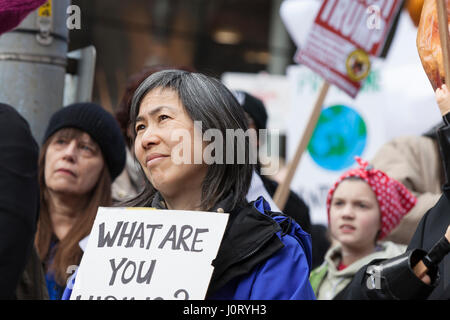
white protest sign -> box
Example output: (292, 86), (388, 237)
(221, 72), (292, 133)
(285, 15), (441, 225)
(280, 0), (321, 49)
(279, 11), (441, 225)
(70, 207), (229, 300)
(295, 0), (403, 98)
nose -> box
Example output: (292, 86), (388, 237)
(139, 125), (161, 150)
(62, 140), (78, 162)
(341, 204), (355, 220)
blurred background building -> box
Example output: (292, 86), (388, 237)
(69, 0), (296, 112)
(2, 0), (441, 225)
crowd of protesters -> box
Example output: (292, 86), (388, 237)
(1, 68), (449, 300)
(0, 0), (449, 301)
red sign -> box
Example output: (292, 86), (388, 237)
(296, 0), (403, 98)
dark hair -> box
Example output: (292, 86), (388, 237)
(125, 69), (254, 211)
(232, 90), (268, 131)
(115, 65), (195, 147)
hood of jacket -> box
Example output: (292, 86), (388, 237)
(204, 195), (312, 298)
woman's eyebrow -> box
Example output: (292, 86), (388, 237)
(79, 138), (98, 148)
(350, 198), (373, 204)
(135, 115), (145, 123)
(137, 105), (177, 121)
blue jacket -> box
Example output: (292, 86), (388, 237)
(207, 196), (315, 300)
(62, 196), (315, 300)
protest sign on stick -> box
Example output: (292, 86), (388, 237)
(295, 0), (404, 98)
(275, 0), (403, 210)
(273, 81), (330, 208)
(70, 207), (229, 300)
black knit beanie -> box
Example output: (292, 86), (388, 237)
(42, 103), (126, 181)
(232, 90), (268, 131)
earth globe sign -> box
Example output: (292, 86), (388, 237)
(307, 105), (367, 171)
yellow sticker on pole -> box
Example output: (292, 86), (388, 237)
(38, 0), (52, 18)
(36, 0), (53, 45)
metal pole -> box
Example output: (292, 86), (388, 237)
(0, 0), (70, 143)
(267, 0), (291, 75)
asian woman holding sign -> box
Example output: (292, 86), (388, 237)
(63, 69), (315, 300)
(125, 70), (315, 299)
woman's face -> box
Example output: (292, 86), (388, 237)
(44, 131), (104, 196)
(329, 179), (381, 251)
(134, 87), (208, 199)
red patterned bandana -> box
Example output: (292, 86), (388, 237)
(326, 157), (417, 240)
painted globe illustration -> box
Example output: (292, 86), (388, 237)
(307, 105), (367, 171)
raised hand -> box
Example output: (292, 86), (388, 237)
(435, 84), (450, 116)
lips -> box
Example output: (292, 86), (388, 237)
(339, 224), (356, 233)
(56, 168), (76, 177)
(146, 153), (168, 166)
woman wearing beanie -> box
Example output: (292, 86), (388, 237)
(309, 157), (416, 300)
(35, 103), (126, 300)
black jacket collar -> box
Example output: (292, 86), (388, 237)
(206, 200), (284, 297)
(150, 191), (285, 297)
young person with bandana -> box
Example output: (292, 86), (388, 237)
(310, 157), (416, 299)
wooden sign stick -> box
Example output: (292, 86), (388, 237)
(437, 0), (450, 85)
(273, 81), (330, 211)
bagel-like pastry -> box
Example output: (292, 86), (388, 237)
(417, 0), (450, 90)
